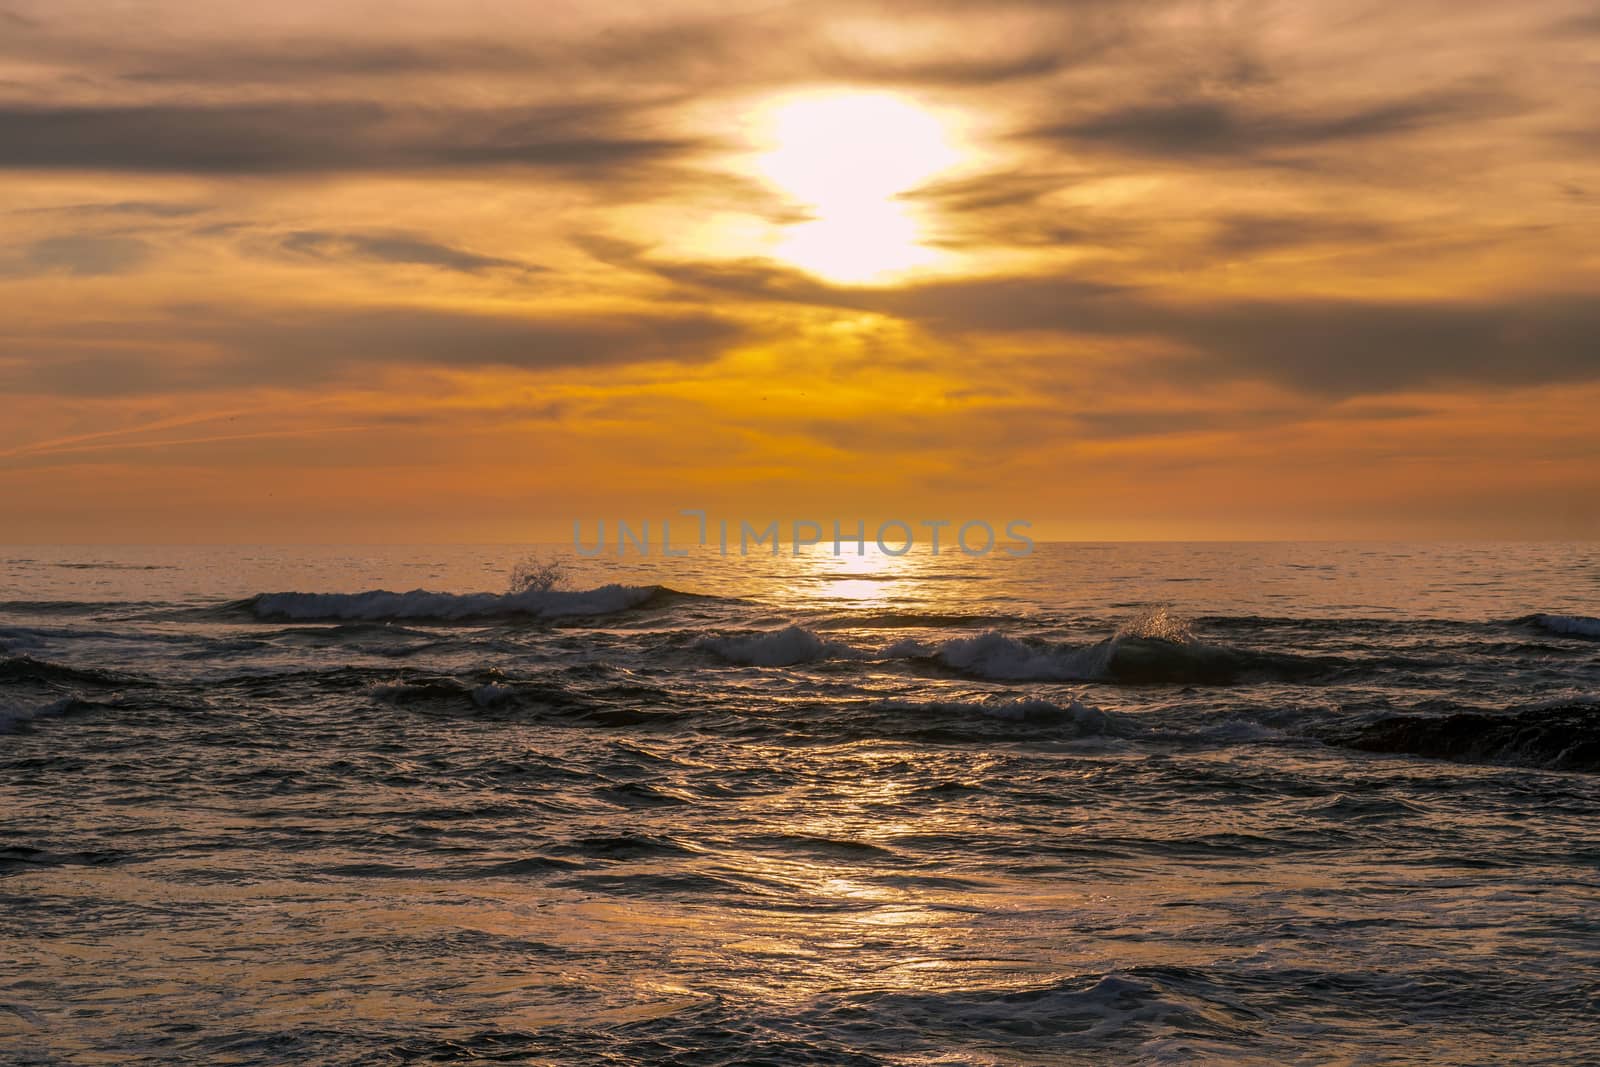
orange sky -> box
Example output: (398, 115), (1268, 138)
(1, 0), (1597, 541)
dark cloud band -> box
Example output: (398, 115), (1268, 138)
(0, 102), (701, 174)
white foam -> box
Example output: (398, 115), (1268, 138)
(700, 625), (862, 667)
(248, 584), (661, 622)
(1536, 614), (1600, 638)
(701, 626), (1136, 680)
(471, 683), (517, 707)
(1116, 605), (1194, 643)
(699, 614), (1209, 681)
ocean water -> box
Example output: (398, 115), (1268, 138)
(2, 542), (1598, 1066)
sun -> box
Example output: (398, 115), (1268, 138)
(754, 92), (960, 284)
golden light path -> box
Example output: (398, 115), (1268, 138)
(755, 92), (961, 283)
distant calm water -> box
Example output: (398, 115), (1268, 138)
(3, 543), (1598, 1065)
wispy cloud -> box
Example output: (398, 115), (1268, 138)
(1026, 87), (1520, 162)
(4, 235), (151, 276)
(278, 231), (541, 275)
(0, 305), (751, 395)
(13, 200), (207, 218)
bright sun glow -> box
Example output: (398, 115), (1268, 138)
(756, 92), (960, 284)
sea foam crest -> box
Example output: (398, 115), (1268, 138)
(1115, 605), (1194, 643)
(929, 630), (1115, 681)
(245, 584), (663, 622)
(926, 608), (1197, 682)
(699, 625), (863, 667)
(693, 610), (1308, 686)
(698, 612), (1210, 682)
(700, 626), (1121, 676)
(699, 626), (1124, 678)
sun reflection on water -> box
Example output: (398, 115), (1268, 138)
(780, 542), (945, 609)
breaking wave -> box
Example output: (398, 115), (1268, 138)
(0, 696), (91, 734)
(921, 630), (1332, 685)
(921, 630), (1109, 680)
(1531, 614), (1600, 639)
(697, 609), (1330, 685)
(698, 625), (863, 667)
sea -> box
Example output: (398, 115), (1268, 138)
(2, 542), (1598, 1065)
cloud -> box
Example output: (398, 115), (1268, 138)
(881, 278), (1600, 395)
(14, 200), (206, 218)
(817, 48), (1067, 87)
(0, 306), (748, 395)
(0, 101), (702, 174)
(1163, 294), (1600, 394)
(908, 171), (1070, 215)
(1069, 407), (1300, 440)
(110, 40), (546, 84)
(1204, 214), (1396, 255)
(590, 243), (1600, 397)
(1557, 11), (1600, 34)
(1027, 88), (1516, 160)
(4, 352), (176, 397)
(0, 0), (1139, 95)
(10, 235), (150, 276)
(1326, 401), (1438, 421)
(214, 307), (742, 376)
(278, 231), (540, 275)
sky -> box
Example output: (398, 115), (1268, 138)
(1, 0), (1597, 542)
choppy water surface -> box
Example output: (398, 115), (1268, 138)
(3, 543), (1599, 1065)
